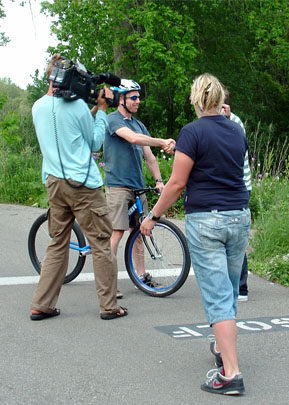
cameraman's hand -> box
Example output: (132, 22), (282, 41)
(97, 87), (113, 112)
(91, 87), (113, 115)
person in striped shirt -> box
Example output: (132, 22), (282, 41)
(221, 88), (251, 302)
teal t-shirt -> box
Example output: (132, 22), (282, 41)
(32, 95), (108, 188)
(104, 110), (151, 189)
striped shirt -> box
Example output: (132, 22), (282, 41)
(230, 112), (252, 191)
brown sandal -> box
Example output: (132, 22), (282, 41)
(100, 306), (128, 320)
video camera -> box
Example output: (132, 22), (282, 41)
(49, 58), (121, 107)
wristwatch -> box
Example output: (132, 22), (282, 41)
(148, 210), (160, 221)
(155, 177), (163, 183)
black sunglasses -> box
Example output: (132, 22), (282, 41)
(126, 95), (140, 100)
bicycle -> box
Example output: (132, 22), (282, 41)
(28, 187), (191, 297)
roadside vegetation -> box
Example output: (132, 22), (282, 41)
(1, 104), (288, 287)
(0, 0), (288, 286)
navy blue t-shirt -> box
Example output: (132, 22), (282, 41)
(175, 115), (249, 213)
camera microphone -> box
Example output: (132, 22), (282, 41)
(96, 73), (121, 87)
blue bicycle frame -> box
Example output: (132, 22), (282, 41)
(70, 187), (156, 256)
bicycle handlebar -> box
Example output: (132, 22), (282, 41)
(133, 186), (161, 197)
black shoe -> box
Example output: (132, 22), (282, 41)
(201, 367), (245, 395)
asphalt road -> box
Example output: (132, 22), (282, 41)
(0, 203), (288, 405)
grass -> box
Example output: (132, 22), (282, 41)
(0, 146), (47, 206)
(247, 122), (289, 286)
(248, 176), (289, 286)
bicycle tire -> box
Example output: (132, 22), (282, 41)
(125, 218), (191, 297)
(28, 212), (86, 284)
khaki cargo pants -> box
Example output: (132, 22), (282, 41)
(31, 176), (118, 314)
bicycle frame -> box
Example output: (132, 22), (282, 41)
(127, 195), (144, 218)
(70, 241), (91, 255)
(28, 186), (191, 295)
(71, 187), (158, 256)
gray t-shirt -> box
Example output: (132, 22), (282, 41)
(104, 110), (151, 189)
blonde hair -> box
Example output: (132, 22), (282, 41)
(190, 73), (225, 113)
(46, 54), (65, 79)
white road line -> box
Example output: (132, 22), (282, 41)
(0, 276), (41, 286)
(0, 268), (194, 286)
(0, 271), (130, 286)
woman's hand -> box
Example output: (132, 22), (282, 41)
(140, 217), (156, 236)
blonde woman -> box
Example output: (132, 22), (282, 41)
(141, 73), (250, 395)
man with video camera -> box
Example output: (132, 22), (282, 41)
(30, 54), (127, 321)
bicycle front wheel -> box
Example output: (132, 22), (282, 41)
(125, 218), (191, 297)
(28, 212), (86, 284)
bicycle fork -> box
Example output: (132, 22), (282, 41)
(141, 234), (163, 260)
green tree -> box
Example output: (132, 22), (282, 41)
(40, 0), (288, 142)
(0, 83), (21, 150)
(190, 0), (289, 137)
(41, 0), (198, 137)
(0, 78), (30, 117)
(246, 0), (289, 137)
(0, 78), (38, 150)
(0, 111), (21, 146)
(26, 69), (49, 106)
(0, 0), (10, 46)
(0, 91), (7, 109)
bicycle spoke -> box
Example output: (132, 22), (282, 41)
(28, 214), (86, 284)
(125, 218), (191, 297)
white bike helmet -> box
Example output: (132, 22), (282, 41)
(111, 79), (141, 93)
(111, 79), (141, 113)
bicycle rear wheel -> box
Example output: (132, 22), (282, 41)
(28, 212), (86, 284)
(125, 218), (191, 297)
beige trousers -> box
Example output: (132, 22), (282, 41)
(31, 176), (118, 314)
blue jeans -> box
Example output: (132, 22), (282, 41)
(239, 254), (248, 295)
(239, 191), (251, 295)
(185, 209), (251, 325)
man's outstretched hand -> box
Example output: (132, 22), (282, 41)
(163, 139), (176, 154)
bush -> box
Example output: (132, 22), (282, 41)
(0, 147), (47, 206)
(249, 175), (288, 222)
(249, 181), (289, 260)
(249, 175), (289, 286)
(143, 153), (185, 217)
(249, 255), (289, 286)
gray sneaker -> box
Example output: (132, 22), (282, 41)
(139, 272), (162, 288)
(201, 367), (245, 395)
(208, 335), (223, 367)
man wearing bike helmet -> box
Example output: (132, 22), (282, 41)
(104, 79), (175, 297)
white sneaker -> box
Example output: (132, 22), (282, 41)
(238, 294), (248, 302)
